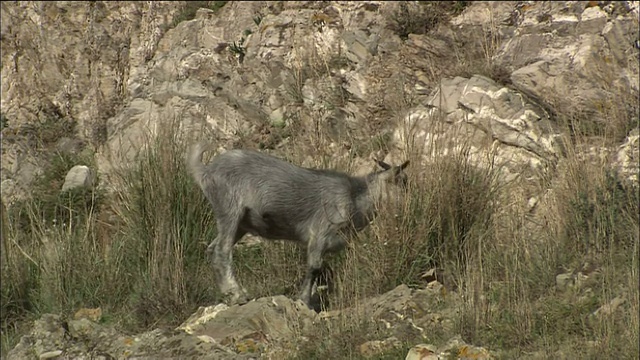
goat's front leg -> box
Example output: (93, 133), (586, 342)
(207, 233), (248, 306)
(299, 231), (344, 311)
(299, 245), (323, 311)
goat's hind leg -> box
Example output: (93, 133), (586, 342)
(208, 218), (249, 306)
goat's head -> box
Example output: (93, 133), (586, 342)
(375, 159), (410, 189)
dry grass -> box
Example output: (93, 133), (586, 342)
(1, 109), (637, 358)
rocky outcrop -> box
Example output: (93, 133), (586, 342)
(615, 128), (639, 183)
(7, 313), (255, 360)
(7, 296), (317, 359)
(392, 75), (565, 182)
(405, 337), (493, 360)
(498, 2), (639, 127)
(2, 1), (637, 202)
(6, 283), (491, 359)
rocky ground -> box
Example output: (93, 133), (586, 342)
(8, 283), (486, 359)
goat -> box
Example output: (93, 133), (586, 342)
(187, 142), (409, 310)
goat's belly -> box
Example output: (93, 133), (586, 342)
(241, 213), (301, 241)
(246, 230), (299, 242)
(255, 222), (300, 241)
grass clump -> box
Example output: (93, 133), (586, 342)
(0, 112), (7, 130)
(454, 153), (639, 358)
(170, 1), (227, 28)
(10, 151), (102, 234)
(107, 123), (219, 327)
(0, 121), (219, 353)
(1, 149), (105, 352)
(388, 2), (469, 40)
(560, 166), (638, 254)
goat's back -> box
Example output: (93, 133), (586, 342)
(200, 149), (366, 235)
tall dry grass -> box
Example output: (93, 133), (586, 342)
(1, 120), (220, 353)
(1, 111), (637, 359)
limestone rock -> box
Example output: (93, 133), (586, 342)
(406, 336), (493, 360)
(7, 296), (315, 359)
(61, 165), (94, 192)
(359, 337), (401, 358)
(592, 296), (626, 318)
(615, 128), (640, 184)
(406, 343), (438, 360)
(180, 295), (318, 354)
(393, 75), (564, 182)
(495, 1), (639, 125)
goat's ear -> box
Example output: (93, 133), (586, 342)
(399, 160), (410, 171)
(376, 160), (392, 170)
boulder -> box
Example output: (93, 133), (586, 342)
(393, 75), (565, 182)
(61, 165), (94, 192)
(8, 295), (318, 359)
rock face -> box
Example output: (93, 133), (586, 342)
(178, 296), (318, 356)
(393, 75), (565, 181)
(405, 337), (494, 360)
(499, 2), (639, 125)
(615, 128), (640, 183)
(6, 314), (255, 360)
(2, 1), (638, 200)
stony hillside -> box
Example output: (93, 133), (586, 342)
(1, 1), (638, 359)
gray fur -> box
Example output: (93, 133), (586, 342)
(187, 142), (409, 309)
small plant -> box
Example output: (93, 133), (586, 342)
(253, 14), (263, 26)
(0, 112), (7, 130)
(229, 39), (246, 63)
(284, 66), (309, 105)
(111, 120), (219, 325)
(388, 2), (469, 40)
(14, 103), (76, 148)
(209, 1), (227, 13)
(10, 151), (101, 235)
(170, 1), (228, 28)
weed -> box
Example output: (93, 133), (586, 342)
(388, 2), (469, 40)
(565, 164), (639, 250)
(0, 112), (7, 130)
(253, 14), (263, 26)
(229, 40), (246, 60)
(110, 120), (220, 325)
(14, 106), (76, 149)
(170, 1), (227, 29)
(10, 151), (101, 235)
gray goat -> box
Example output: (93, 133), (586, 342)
(187, 142), (409, 309)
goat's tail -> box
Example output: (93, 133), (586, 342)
(187, 141), (209, 188)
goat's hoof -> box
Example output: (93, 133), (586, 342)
(232, 296), (249, 306)
(226, 292), (249, 306)
(298, 296), (321, 313)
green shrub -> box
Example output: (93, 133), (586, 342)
(0, 112), (7, 129)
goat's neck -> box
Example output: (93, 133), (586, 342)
(359, 172), (389, 215)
